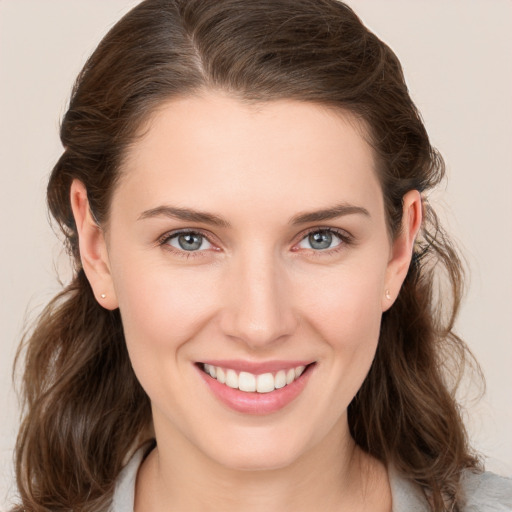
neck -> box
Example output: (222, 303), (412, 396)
(135, 419), (390, 512)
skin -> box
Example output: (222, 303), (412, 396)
(71, 92), (421, 511)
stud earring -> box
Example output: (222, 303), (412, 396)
(100, 293), (107, 299)
(385, 289), (392, 300)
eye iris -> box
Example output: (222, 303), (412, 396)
(309, 231), (332, 250)
(178, 233), (203, 251)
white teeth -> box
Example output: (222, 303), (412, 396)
(256, 373), (274, 393)
(203, 363), (310, 393)
(216, 367), (226, 384)
(225, 369), (238, 389)
(204, 364), (217, 378)
(275, 370), (286, 389)
(238, 371), (256, 392)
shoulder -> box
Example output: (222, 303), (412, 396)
(389, 467), (512, 512)
(111, 450), (141, 512)
(459, 470), (512, 511)
(111, 442), (155, 512)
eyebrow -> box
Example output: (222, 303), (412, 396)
(138, 206), (231, 227)
(290, 203), (370, 225)
(137, 202), (370, 227)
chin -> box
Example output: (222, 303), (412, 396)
(204, 432), (310, 472)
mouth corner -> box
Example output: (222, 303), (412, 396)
(196, 361), (210, 374)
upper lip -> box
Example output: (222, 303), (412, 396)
(199, 359), (315, 374)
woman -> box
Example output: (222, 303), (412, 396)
(11, 0), (512, 511)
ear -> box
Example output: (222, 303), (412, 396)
(382, 189), (422, 311)
(70, 179), (119, 310)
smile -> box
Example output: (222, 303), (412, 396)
(202, 363), (306, 393)
(197, 361), (315, 414)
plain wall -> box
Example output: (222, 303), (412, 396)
(1, 0), (511, 507)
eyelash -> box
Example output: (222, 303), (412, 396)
(157, 227), (354, 259)
(294, 227), (354, 257)
(157, 229), (216, 260)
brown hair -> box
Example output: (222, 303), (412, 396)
(13, 0), (481, 510)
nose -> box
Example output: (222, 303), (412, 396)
(219, 248), (298, 349)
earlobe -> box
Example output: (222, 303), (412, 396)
(382, 190), (422, 311)
(70, 179), (118, 310)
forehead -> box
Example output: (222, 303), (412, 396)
(115, 92), (383, 221)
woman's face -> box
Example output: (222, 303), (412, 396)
(92, 93), (416, 470)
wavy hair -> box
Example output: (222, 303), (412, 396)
(13, 1), (481, 510)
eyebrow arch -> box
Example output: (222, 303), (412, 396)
(138, 203), (370, 228)
(138, 206), (231, 228)
(290, 203), (370, 225)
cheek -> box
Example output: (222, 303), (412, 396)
(111, 257), (220, 365)
(299, 260), (386, 342)
(111, 260), (225, 425)
(296, 259), (386, 393)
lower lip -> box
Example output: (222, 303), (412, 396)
(197, 364), (314, 415)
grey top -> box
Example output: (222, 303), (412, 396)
(111, 446), (512, 511)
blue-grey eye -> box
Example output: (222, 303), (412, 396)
(168, 232), (212, 251)
(298, 230), (342, 250)
(309, 231), (332, 249)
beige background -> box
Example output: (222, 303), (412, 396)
(1, 0), (511, 507)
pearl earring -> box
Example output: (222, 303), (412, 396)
(385, 289), (392, 300)
(100, 293), (107, 299)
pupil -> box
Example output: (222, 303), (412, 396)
(178, 233), (202, 251)
(309, 231), (332, 250)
